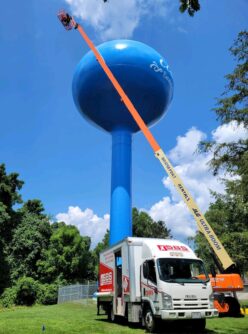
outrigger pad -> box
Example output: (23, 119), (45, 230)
(57, 10), (77, 30)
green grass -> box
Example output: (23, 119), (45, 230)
(240, 299), (248, 307)
(0, 302), (248, 334)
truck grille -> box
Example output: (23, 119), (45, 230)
(173, 298), (209, 309)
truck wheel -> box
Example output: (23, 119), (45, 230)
(192, 318), (206, 332)
(144, 308), (157, 333)
(225, 297), (241, 317)
(108, 306), (116, 322)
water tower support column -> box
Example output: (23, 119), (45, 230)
(110, 129), (132, 245)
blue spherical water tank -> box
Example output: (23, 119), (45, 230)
(72, 40), (173, 133)
(72, 40), (174, 245)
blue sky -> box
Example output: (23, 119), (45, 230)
(1, 0), (247, 247)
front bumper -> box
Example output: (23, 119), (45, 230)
(161, 308), (218, 320)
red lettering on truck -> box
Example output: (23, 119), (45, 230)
(157, 245), (189, 252)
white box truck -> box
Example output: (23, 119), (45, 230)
(97, 237), (218, 332)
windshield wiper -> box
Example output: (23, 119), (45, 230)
(165, 279), (184, 285)
(191, 277), (209, 285)
(165, 278), (208, 286)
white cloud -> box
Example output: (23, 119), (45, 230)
(147, 128), (225, 240)
(64, 0), (172, 39)
(177, 27), (188, 34)
(148, 123), (247, 241)
(56, 206), (109, 248)
(163, 128), (225, 211)
(148, 197), (195, 238)
(212, 120), (248, 144)
(168, 127), (206, 164)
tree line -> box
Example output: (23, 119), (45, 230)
(0, 166), (171, 306)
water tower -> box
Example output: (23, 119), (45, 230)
(72, 40), (173, 245)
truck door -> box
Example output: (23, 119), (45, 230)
(114, 250), (125, 316)
(141, 260), (158, 305)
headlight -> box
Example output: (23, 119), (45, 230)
(209, 293), (214, 308)
(162, 293), (173, 310)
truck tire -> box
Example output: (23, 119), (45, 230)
(108, 306), (116, 322)
(193, 318), (206, 332)
(225, 297), (241, 317)
(144, 308), (157, 333)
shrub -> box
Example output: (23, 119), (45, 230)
(0, 287), (17, 308)
(37, 284), (58, 305)
(1, 278), (59, 307)
(15, 277), (40, 306)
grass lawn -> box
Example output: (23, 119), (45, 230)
(0, 302), (248, 334)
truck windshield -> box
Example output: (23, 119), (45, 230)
(157, 258), (209, 284)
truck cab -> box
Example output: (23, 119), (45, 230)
(97, 237), (218, 332)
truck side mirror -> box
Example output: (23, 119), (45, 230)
(210, 265), (216, 278)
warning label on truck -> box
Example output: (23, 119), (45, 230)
(123, 275), (130, 294)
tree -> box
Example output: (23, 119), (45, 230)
(0, 164), (24, 292)
(8, 200), (52, 283)
(92, 229), (110, 278)
(195, 32), (248, 275)
(38, 222), (94, 283)
(0, 164), (24, 242)
(0, 165), (97, 297)
(132, 208), (171, 239)
(0, 164), (23, 210)
(93, 229), (109, 259)
(0, 238), (9, 294)
(201, 31), (248, 175)
(179, 0), (200, 17)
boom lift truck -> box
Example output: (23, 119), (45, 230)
(57, 11), (244, 317)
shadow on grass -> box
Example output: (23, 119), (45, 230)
(95, 318), (218, 334)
